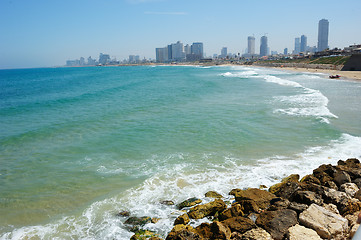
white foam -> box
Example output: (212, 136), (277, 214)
(2, 134), (361, 240)
(262, 75), (303, 88)
(220, 71), (258, 78)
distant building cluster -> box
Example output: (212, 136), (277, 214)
(66, 53), (149, 66)
(155, 41), (204, 63)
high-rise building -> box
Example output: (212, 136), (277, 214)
(300, 35), (307, 53)
(247, 36), (255, 55)
(191, 42), (204, 58)
(284, 48), (288, 55)
(294, 37), (300, 54)
(99, 53), (110, 65)
(184, 44), (191, 55)
(318, 19), (329, 51)
(171, 41), (185, 61)
(156, 47), (168, 63)
(260, 36), (268, 57)
(221, 47), (227, 58)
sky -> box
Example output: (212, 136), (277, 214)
(0, 0), (360, 69)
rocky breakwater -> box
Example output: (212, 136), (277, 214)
(124, 158), (361, 239)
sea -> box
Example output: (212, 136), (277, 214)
(0, 65), (360, 239)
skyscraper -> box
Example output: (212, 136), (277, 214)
(247, 36), (255, 55)
(294, 37), (300, 54)
(156, 47), (168, 63)
(221, 47), (227, 58)
(300, 35), (307, 53)
(260, 36), (268, 57)
(191, 42), (204, 58)
(318, 19), (329, 52)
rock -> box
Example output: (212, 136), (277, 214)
(291, 190), (323, 205)
(259, 185), (267, 190)
(353, 178), (361, 189)
(230, 232), (243, 239)
(354, 189), (361, 201)
(255, 209), (297, 240)
(340, 198), (361, 216)
(188, 199), (227, 219)
(288, 202), (308, 215)
(241, 227), (273, 240)
(300, 174), (321, 185)
(221, 216), (256, 234)
(268, 174), (299, 195)
(345, 211), (361, 238)
(247, 213), (259, 223)
(334, 171), (351, 187)
(299, 203), (348, 239)
(160, 200), (175, 206)
(194, 223), (212, 239)
(324, 180), (338, 190)
(232, 188), (276, 209)
(268, 198), (290, 211)
(149, 237), (163, 240)
(205, 191), (223, 198)
(286, 224), (322, 240)
(340, 183), (359, 197)
(131, 230), (160, 240)
(125, 216), (152, 226)
(211, 221), (231, 239)
(322, 203), (339, 214)
(151, 218), (160, 224)
(166, 224), (201, 240)
(282, 174), (300, 183)
(174, 214), (190, 225)
(117, 210), (130, 217)
(177, 198), (202, 210)
(312, 164), (337, 185)
(322, 187), (351, 208)
(350, 224), (360, 239)
(219, 203), (244, 221)
(238, 200), (260, 215)
(269, 182), (300, 199)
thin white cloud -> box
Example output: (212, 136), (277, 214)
(144, 11), (187, 15)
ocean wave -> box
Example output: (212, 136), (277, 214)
(220, 71), (258, 78)
(2, 134), (361, 240)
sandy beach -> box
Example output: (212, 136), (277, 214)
(270, 66), (361, 81)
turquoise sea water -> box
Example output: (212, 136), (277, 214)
(1, 65), (360, 239)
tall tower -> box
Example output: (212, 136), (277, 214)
(294, 37), (300, 54)
(260, 36), (268, 57)
(221, 47), (227, 58)
(247, 36), (255, 55)
(318, 19), (329, 51)
(300, 35), (307, 52)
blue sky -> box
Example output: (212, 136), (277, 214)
(0, 0), (360, 69)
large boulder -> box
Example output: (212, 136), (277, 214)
(238, 200), (260, 214)
(299, 203), (348, 239)
(291, 190), (323, 206)
(205, 191), (223, 198)
(188, 199), (226, 219)
(269, 182), (300, 199)
(221, 216), (256, 234)
(210, 221), (231, 239)
(255, 209), (297, 240)
(340, 183), (359, 197)
(218, 203), (244, 221)
(194, 223), (212, 239)
(131, 230), (160, 240)
(300, 174), (321, 185)
(322, 187), (351, 208)
(288, 202), (308, 215)
(177, 198), (202, 210)
(334, 171), (351, 187)
(174, 214), (190, 225)
(312, 164), (337, 185)
(241, 227), (273, 240)
(125, 216), (152, 226)
(166, 224), (201, 240)
(231, 188), (276, 209)
(286, 224), (322, 240)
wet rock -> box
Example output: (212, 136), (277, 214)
(353, 178), (361, 189)
(238, 200), (260, 215)
(230, 232), (243, 239)
(131, 230), (160, 240)
(125, 216), (152, 226)
(340, 182), (359, 197)
(286, 224), (322, 240)
(255, 209), (297, 240)
(221, 216), (256, 234)
(269, 182), (300, 199)
(188, 199), (227, 219)
(268, 198), (290, 211)
(291, 190), (323, 206)
(334, 171), (351, 187)
(174, 214), (189, 225)
(166, 224), (201, 240)
(160, 200), (175, 206)
(259, 185), (267, 190)
(282, 174), (300, 183)
(288, 202), (308, 215)
(211, 221), (231, 239)
(117, 210), (130, 217)
(312, 164), (337, 185)
(177, 198), (202, 210)
(299, 203), (348, 239)
(300, 174), (321, 185)
(194, 223), (212, 239)
(219, 203), (244, 221)
(241, 227), (273, 240)
(205, 191), (223, 198)
(232, 188), (276, 209)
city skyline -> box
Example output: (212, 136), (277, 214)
(1, 0), (361, 69)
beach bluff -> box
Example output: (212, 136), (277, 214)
(122, 158), (361, 239)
